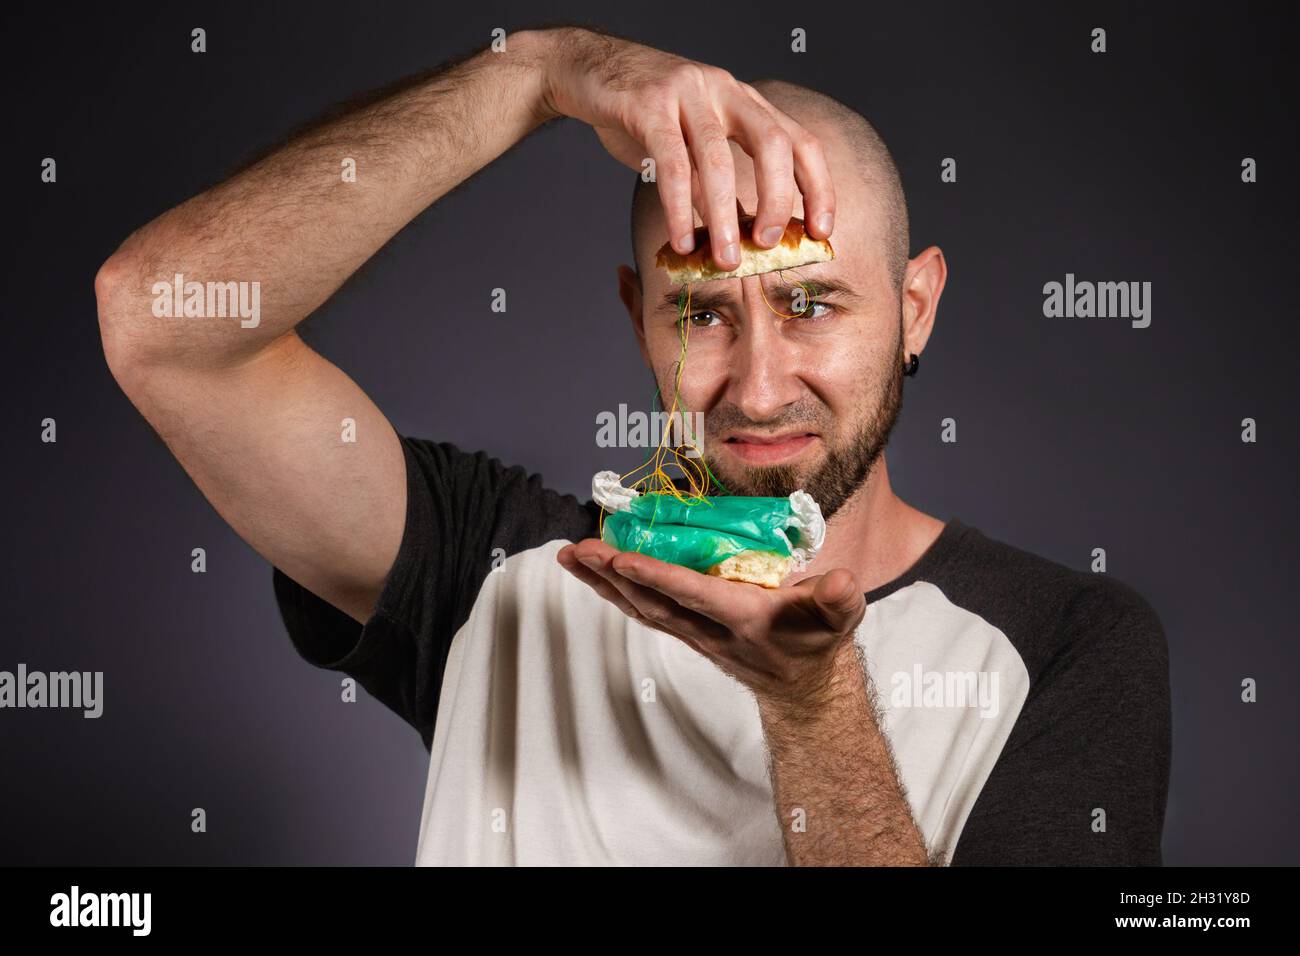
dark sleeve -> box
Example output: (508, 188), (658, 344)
(949, 581), (1172, 866)
(271, 435), (599, 751)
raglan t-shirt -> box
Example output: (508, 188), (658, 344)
(272, 435), (1172, 866)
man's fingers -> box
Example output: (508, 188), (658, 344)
(601, 562), (732, 646)
(786, 124), (836, 240)
(567, 545), (733, 648)
(737, 82), (836, 241)
(556, 545), (643, 619)
(645, 75), (835, 270)
(678, 85), (741, 272)
(641, 122), (697, 255)
(809, 568), (866, 635)
(721, 87), (795, 248)
(610, 549), (749, 630)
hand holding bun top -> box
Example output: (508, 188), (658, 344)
(534, 26), (836, 273)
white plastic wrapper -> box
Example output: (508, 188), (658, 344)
(592, 470), (640, 512)
(780, 489), (826, 570)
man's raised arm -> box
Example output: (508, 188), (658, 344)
(94, 29), (559, 623)
(94, 24), (835, 625)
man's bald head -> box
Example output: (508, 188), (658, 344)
(629, 79), (909, 293)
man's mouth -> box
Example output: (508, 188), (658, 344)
(721, 431), (819, 465)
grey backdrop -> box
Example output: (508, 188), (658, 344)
(3, 0), (1296, 865)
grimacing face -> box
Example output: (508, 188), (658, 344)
(626, 144), (906, 521)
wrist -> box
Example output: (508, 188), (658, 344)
(758, 636), (863, 726)
(512, 27), (575, 124)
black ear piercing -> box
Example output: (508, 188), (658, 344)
(904, 353), (920, 377)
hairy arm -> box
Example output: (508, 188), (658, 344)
(757, 639), (937, 866)
(94, 29), (558, 623)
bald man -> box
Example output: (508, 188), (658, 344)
(95, 26), (1170, 866)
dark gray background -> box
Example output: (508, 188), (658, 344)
(3, 0), (1296, 865)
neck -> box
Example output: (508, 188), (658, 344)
(787, 451), (946, 596)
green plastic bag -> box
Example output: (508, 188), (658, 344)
(592, 471), (825, 575)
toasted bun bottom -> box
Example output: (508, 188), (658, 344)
(706, 551), (792, 588)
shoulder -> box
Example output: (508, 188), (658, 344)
(936, 521), (1167, 685)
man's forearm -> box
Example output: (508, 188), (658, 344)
(97, 27), (559, 367)
(757, 639), (935, 866)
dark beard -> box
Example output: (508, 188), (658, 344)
(697, 340), (905, 521)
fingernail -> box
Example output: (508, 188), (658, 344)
(676, 232), (695, 253)
(760, 225), (784, 246)
(815, 212), (833, 235)
(719, 242), (739, 265)
(579, 555), (602, 570)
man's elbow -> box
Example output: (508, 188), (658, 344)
(95, 251), (157, 395)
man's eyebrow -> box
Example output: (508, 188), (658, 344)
(656, 276), (863, 313)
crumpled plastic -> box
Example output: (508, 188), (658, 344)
(591, 470), (826, 577)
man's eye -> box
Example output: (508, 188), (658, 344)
(795, 299), (835, 320)
(686, 309), (723, 328)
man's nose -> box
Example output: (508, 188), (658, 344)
(726, 298), (805, 422)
